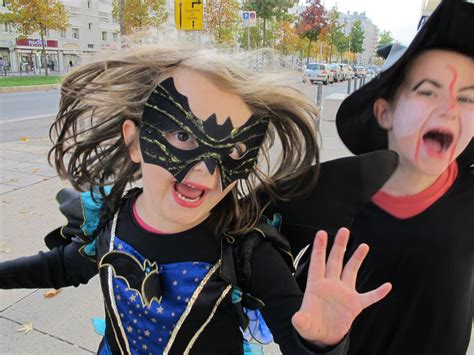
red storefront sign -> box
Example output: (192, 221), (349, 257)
(16, 38), (59, 48)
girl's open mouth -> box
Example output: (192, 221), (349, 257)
(172, 182), (208, 207)
(422, 129), (454, 156)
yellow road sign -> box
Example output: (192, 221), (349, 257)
(175, 0), (203, 31)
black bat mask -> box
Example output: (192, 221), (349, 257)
(139, 78), (269, 188)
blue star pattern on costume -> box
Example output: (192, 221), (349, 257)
(110, 236), (213, 354)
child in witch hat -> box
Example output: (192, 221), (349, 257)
(333, 0), (473, 353)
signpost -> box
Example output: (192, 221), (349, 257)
(242, 11), (257, 49)
(174, 0), (203, 31)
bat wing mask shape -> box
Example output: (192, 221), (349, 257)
(99, 251), (162, 307)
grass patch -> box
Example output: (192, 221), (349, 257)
(0, 75), (62, 87)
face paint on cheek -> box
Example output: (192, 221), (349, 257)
(447, 65), (458, 111)
(391, 94), (434, 164)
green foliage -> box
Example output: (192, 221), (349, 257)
(205, 0), (240, 45)
(350, 20), (365, 54)
(296, 0), (326, 63)
(245, 0), (296, 46)
(325, 5), (344, 61)
(378, 30), (395, 49)
(112, 0), (167, 35)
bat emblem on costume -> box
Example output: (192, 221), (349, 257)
(99, 251), (162, 307)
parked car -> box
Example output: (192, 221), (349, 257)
(339, 64), (354, 80)
(329, 64), (344, 82)
(303, 63), (334, 85)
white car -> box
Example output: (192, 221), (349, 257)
(304, 63), (334, 85)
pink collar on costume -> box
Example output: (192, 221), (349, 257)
(132, 200), (167, 234)
(372, 162), (458, 219)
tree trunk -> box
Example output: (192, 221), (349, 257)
(40, 31), (48, 76)
(306, 39), (312, 65)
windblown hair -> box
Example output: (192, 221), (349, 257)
(49, 42), (320, 237)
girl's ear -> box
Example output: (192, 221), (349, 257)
(122, 120), (141, 163)
(373, 98), (394, 130)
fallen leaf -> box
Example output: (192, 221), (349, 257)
(19, 137), (30, 142)
(2, 199), (11, 204)
(17, 322), (33, 334)
(32, 168), (39, 173)
(9, 178), (19, 182)
(44, 289), (61, 298)
(0, 241), (10, 253)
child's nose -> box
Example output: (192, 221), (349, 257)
(190, 160), (221, 185)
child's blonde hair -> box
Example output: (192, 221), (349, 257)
(49, 42), (321, 236)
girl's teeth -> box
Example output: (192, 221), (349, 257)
(176, 190), (201, 202)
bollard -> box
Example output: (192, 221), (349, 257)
(347, 78), (352, 94)
(353, 77), (358, 91)
(316, 81), (323, 107)
(362, 74), (366, 86)
(359, 76), (364, 89)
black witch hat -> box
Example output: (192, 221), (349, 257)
(336, 0), (474, 167)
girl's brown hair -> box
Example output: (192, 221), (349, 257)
(49, 42), (320, 237)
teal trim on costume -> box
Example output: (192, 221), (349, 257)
(80, 186), (111, 236)
(263, 213), (282, 230)
(232, 287), (243, 304)
(243, 340), (264, 355)
(83, 239), (97, 257)
(92, 317), (106, 336)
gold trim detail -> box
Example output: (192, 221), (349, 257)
(163, 261), (221, 354)
(184, 284), (233, 354)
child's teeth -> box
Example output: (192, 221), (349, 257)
(176, 190), (200, 202)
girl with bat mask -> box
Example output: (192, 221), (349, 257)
(0, 43), (391, 354)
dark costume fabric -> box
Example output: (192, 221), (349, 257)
(0, 189), (348, 355)
(345, 161), (474, 355)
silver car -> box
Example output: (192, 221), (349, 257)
(304, 63), (334, 85)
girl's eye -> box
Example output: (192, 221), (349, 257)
(228, 143), (248, 160)
(457, 96), (474, 104)
(417, 90), (435, 97)
(165, 130), (199, 150)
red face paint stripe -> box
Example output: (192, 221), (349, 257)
(447, 65), (458, 110)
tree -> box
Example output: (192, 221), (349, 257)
(296, 0), (327, 64)
(112, 0), (167, 35)
(350, 19), (364, 63)
(335, 33), (350, 62)
(205, 0), (240, 46)
(275, 20), (300, 55)
(245, 0), (296, 47)
(325, 5), (343, 62)
(0, 0), (68, 76)
(378, 30), (395, 49)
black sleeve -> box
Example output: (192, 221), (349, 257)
(0, 239), (98, 289)
(250, 241), (349, 355)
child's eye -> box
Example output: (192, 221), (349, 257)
(228, 143), (248, 160)
(457, 96), (474, 104)
(165, 130), (199, 150)
(417, 90), (435, 97)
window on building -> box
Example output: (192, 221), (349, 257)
(45, 29), (50, 36)
(59, 30), (66, 38)
(113, 32), (118, 42)
(72, 28), (80, 39)
(88, 44), (94, 49)
(88, 22), (93, 30)
(101, 31), (107, 41)
(1, 22), (9, 33)
(87, 0), (92, 8)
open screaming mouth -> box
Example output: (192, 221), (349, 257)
(423, 129), (454, 154)
(173, 182), (206, 203)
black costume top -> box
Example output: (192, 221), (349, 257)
(264, 151), (474, 355)
(0, 189), (348, 355)
(346, 161), (474, 355)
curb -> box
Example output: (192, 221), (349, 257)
(0, 83), (60, 94)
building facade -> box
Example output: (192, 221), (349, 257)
(338, 11), (378, 66)
(0, 0), (120, 73)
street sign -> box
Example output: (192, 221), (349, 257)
(175, 0), (203, 31)
(242, 11), (257, 27)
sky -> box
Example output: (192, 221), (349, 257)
(320, 0), (424, 45)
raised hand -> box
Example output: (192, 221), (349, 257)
(292, 228), (391, 346)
